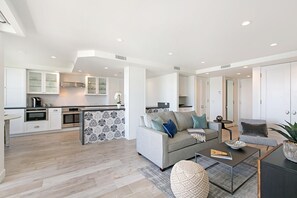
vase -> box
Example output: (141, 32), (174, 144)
(283, 140), (297, 163)
(117, 104), (121, 109)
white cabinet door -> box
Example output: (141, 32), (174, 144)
(261, 63), (291, 124)
(291, 62), (297, 123)
(25, 121), (49, 133)
(27, 71), (60, 94)
(45, 73), (59, 94)
(48, 108), (62, 130)
(98, 77), (107, 95)
(86, 76), (97, 95)
(86, 76), (108, 95)
(4, 109), (25, 134)
(5, 68), (26, 107)
(27, 71), (43, 93)
(179, 76), (187, 96)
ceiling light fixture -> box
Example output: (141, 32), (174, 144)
(205, 73), (209, 75)
(237, 73), (241, 75)
(241, 21), (251, 26)
(243, 66), (248, 69)
(51, 56), (56, 59)
(168, 52), (173, 56)
(114, 74), (118, 76)
(117, 38), (123, 42)
(78, 70), (82, 72)
(270, 43), (278, 47)
(247, 75), (251, 78)
(201, 61), (205, 64)
(104, 67), (108, 69)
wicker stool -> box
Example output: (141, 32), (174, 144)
(170, 160), (209, 198)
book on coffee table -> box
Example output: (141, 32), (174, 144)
(210, 149), (233, 160)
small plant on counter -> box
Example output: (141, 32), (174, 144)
(114, 92), (122, 104)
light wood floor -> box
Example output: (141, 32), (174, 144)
(1, 127), (279, 197)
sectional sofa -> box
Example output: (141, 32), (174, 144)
(136, 111), (222, 170)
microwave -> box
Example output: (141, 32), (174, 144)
(25, 108), (48, 122)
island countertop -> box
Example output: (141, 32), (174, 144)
(80, 106), (125, 111)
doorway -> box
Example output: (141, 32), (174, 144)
(226, 79), (234, 121)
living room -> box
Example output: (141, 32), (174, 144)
(1, 0), (297, 197)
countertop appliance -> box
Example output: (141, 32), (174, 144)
(25, 108), (48, 122)
(62, 107), (80, 128)
(31, 97), (42, 107)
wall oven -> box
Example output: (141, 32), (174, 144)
(25, 108), (48, 122)
(62, 107), (80, 128)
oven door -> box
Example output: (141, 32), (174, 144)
(63, 112), (80, 128)
(26, 110), (47, 122)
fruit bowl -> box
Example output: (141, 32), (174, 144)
(225, 140), (246, 150)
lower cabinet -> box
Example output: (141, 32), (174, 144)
(4, 109), (25, 135)
(48, 108), (62, 130)
(178, 107), (193, 112)
(25, 121), (49, 133)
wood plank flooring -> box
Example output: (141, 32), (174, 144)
(1, 127), (282, 197)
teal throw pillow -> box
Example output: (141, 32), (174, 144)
(151, 117), (165, 132)
(192, 114), (208, 129)
(163, 119), (177, 138)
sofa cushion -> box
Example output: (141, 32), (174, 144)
(151, 117), (165, 132)
(174, 111), (196, 131)
(204, 129), (218, 141)
(163, 119), (178, 138)
(168, 131), (197, 152)
(192, 114), (208, 129)
(143, 111), (178, 129)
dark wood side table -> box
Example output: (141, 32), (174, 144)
(258, 144), (297, 198)
(214, 120), (233, 140)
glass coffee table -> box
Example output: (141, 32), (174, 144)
(195, 142), (260, 194)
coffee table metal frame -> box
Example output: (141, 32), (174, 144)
(195, 143), (260, 194)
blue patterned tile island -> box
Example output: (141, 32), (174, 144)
(80, 106), (125, 145)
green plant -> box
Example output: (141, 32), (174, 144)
(270, 121), (297, 143)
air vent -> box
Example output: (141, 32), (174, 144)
(0, 11), (10, 24)
(115, 54), (127, 60)
(221, 64), (231, 69)
(174, 66), (180, 71)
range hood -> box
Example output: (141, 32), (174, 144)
(61, 82), (85, 88)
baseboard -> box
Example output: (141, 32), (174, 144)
(0, 169), (6, 183)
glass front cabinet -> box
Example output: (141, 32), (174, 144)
(85, 76), (108, 95)
(27, 71), (60, 94)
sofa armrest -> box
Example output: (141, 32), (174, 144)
(136, 126), (169, 168)
(208, 121), (222, 142)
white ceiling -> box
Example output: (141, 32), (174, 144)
(2, 0), (297, 77)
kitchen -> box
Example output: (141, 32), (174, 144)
(4, 67), (125, 145)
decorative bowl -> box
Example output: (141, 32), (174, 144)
(225, 140), (246, 150)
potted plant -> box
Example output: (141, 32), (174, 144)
(270, 121), (297, 163)
(114, 92), (122, 108)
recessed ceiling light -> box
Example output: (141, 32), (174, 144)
(117, 38), (123, 42)
(241, 21), (251, 26)
(78, 70), (82, 72)
(247, 75), (251, 78)
(205, 73), (209, 75)
(201, 61), (205, 64)
(270, 43), (278, 47)
(114, 74), (118, 76)
(51, 56), (56, 59)
(104, 67), (108, 69)
(243, 66), (248, 69)
(168, 52), (173, 56)
(237, 73), (241, 75)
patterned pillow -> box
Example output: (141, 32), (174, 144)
(192, 114), (208, 129)
(151, 117), (165, 132)
(163, 119), (177, 138)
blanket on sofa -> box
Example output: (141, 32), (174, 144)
(187, 128), (206, 142)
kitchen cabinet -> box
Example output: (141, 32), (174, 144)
(260, 62), (297, 124)
(27, 71), (60, 94)
(4, 109), (25, 134)
(25, 121), (49, 133)
(178, 107), (193, 112)
(4, 67), (26, 107)
(85, 76), (108, 95)
(48, 108), (62, 130)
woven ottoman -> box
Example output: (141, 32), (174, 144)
(170, 160), (209, 198)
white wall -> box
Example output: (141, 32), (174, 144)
(209, 76), (223, 121)
(239, 78), (253, 120)
(0, 33), (5, 183)
(186, 76), (196, 108)
(252, 67), (261, 119)
(146, 73), (179, 111)
(28, 74), (124, 106)
(124, 67), (146, 140)
(196, 77), (210, 118)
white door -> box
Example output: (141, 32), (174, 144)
(239, 78), (252, 119)
(261, 63), (291, 124)
(291, 62), (297, 123)
(226, 80), (234, 121)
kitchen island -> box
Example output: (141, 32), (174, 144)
(80, 106), (125, 145)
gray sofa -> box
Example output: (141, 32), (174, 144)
(136, 111), (222, 170)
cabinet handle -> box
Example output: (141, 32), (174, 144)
(34, 126), (40, 128)
(293, 111), (297, 115)
(285, 111), (290, 115)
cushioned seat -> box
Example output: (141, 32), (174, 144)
(168, 132), (196, 152)
(204, 129), (218, 141)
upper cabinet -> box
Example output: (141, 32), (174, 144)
(85, 76), (108, 95)
(4, 67), (26, 107)
(27, 71), (60, 94)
